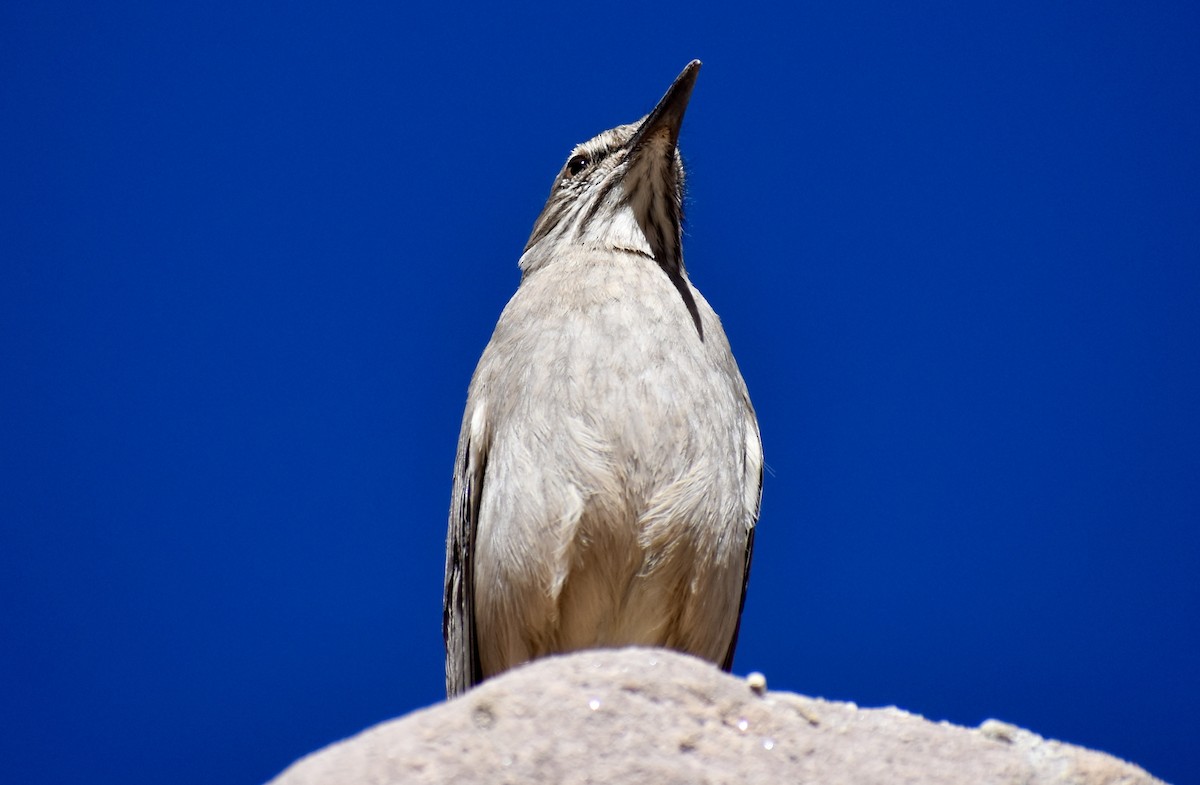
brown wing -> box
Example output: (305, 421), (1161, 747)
(721, 525), (756, 672)
(721, 408), (763, 672)
(443, 413), (488, 697)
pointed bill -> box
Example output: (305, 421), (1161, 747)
(629, 60), (701, 154)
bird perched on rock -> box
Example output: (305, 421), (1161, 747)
(444, 61), (762, 697)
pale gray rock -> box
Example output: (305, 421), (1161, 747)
(270, 647), (1167, 785)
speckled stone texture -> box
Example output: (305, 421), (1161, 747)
(269, 647), (1167, 785)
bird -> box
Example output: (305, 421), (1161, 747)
(443, 60), (762, 697)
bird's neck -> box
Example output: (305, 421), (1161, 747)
(519, 202), (655, 275)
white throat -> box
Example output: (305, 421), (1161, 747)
(580, 201), (653, 257)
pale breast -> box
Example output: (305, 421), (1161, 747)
(471, 250), (755, 674)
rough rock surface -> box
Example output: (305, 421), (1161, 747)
(270, 647), (1167, 785)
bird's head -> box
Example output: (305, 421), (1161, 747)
(519, 61), (700, 279)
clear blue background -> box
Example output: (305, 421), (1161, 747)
(2, 2), (1197, 783)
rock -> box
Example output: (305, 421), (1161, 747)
(269, 647), (1167, 785)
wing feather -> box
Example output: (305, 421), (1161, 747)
(720, 406), (763, 672)
(443, 400), (489, 697)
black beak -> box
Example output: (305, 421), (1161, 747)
(628, 60), (701, 153)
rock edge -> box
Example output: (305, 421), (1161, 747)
(270, 647), (1167, 785)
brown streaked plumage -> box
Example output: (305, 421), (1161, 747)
(443, 61), (761, 697)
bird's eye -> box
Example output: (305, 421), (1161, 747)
(566, 154), (590, 176)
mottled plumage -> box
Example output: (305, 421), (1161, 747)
(444, 61), (761, 697)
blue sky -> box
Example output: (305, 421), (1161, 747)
(2, 2), (1197, 783)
